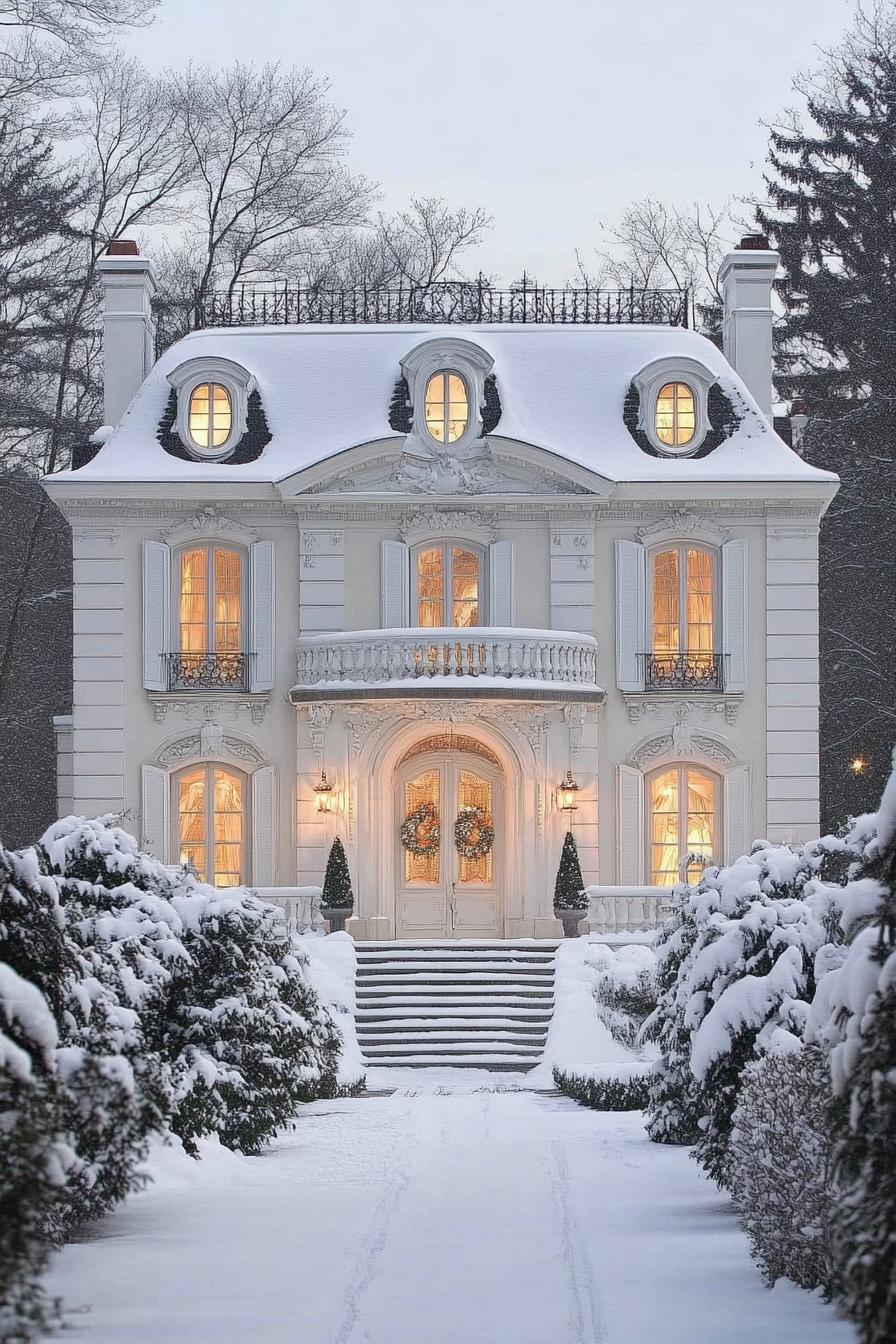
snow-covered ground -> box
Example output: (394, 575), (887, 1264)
(41, 1081), (854, 1344)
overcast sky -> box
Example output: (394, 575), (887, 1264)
(124, 0), (857, 282)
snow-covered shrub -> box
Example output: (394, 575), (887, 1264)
(807, 762), (896, 1344)
(554, 1062), (650, 1111)
(644, 894), (709, 1145)
(728, 1044), (837, 1293)
(299, 932), (366, 1093)
(589, 944), (656, 1050)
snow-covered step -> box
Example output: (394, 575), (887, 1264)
(355, 939), (557, 1073)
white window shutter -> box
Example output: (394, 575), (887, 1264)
(722, 538), (748, 692)
(251, 766), (277, 887)
(380, 540), (410, 627)
(142, 541), (170, 691)
(250, 540), (275, 692)
(140, 764), (169, 861)
(615, 539), (646, 692)
(724, 764), (752, 865)
(488, 540), (515, 626)
(616, 764), (644, 885)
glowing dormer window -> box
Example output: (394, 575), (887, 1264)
(189, 382), (232, 450)
(655, 382), (696, 450)
(424, 372), (469, 444)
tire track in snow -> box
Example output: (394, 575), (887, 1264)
(324, 1100), (420, 1344)
(548, 1139), (606, 1344)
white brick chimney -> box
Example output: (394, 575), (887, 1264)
(718, 234), (779, 423)
(96, 240), (156, 426)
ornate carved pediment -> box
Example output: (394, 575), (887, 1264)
(302, 446), (593, 497)
(160, 507), (259, 547)
(636, 509), (730, 546)
(398, 508), (498, 546)
(156, 726), (268, 767)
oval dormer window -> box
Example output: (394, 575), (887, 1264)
(188, 382), (233, 452)
(655, 382), (696, 451)
(424, 371), (468, 444)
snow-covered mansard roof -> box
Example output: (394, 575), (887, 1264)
(59, 323), (834, 486)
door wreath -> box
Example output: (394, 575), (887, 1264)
(454, 805), (495, 861)
(400, 801), (441, 856)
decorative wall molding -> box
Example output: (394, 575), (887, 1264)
(398, 507), (498, 545)
(301, 529), (344, 569)
(622, 693), (740, 726)
(628, 727), (738, 770)
(636, 508), (730, 546)
(150, 695), (269, 724)
(160, 507), (259, 547)
(156, 727), (268, 768)
(73, 525), (121, 546)
(305, 703), (333, 763)
(563, 702), (588, 755)
(306, 446), (590, 497)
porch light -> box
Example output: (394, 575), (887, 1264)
(850, 757), (867, 775)
(313, 770), (335, 812)
(557, 770), (580, 812)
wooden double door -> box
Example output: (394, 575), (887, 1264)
(395, 751), (502, 939)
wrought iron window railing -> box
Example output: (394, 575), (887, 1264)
(643, 652), (725, 692)
(192, 278), (691, 331)
(166, 652), (247, 691)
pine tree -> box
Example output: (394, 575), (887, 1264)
(756, 8), (896, 826)
(321, 837), (354, 911)
(553, 831), (586, 910)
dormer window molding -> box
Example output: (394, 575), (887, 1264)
(168, 357), (256, 462)
(400, 337), (495, 453)
(633, 356), (717, 458)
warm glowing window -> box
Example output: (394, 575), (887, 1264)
(188, 382), (232, 451)
(655, 382), (696, 449)
(651, 545), (714, 656)
(404, 769), (440, 885)
(424, 371), (468, 444)
(178, 545), (243, 654)
(648, 765), (717, 887)
(177, 764), (246, 887)
(414, 543), (481, 628)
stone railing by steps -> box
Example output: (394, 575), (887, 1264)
(585, 886), (677, 935)
(294, 626), (600, 690)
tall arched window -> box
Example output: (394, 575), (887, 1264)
(175, 544), (244, 688)
(424, 371), (469, 444)
(655, 382), (696, 450)
(188, 382), (232, 450)
(176, 763), (247, 887)
(647, 764), (718, 886)
(413, 543), (482, 627)
(649, 544), (717, 688)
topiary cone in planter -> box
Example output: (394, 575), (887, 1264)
(553, 830), (587, 937)
(320, 836), (354, 933)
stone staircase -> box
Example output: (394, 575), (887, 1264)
(354, 940), (559, 1071)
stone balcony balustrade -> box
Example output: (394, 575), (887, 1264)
(291, 627), (602, 701)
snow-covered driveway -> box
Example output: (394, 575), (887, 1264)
(43, 1080), (854, 1344)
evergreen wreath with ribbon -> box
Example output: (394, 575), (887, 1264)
(400, 801), (441, 856)
(454, 805), (495, 861)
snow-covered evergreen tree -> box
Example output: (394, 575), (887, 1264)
(321, 836), (354, 910)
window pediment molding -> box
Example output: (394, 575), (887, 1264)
(627, 728), (738, 771)
(400, 337), (495, 453)
(636, 508), (730, 547)
(156, 724), (269, 768)
(160, 508), (259, 548)
(167, 357), (255, 461)
(398, 507), (498, 547)
(633, 357), (717, 457)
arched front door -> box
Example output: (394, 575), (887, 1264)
(395, 750), (503, 939)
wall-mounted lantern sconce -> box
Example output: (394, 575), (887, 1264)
(313, 770), (335, 812)
(557, 769), (580, 812)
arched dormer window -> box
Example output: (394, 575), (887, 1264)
(648, 543), (718, 689)
(655, 382), (695, 450)
(633, 356), (715, 457)
(647, 763), (719, 886)
(424, 371), (469, 444)
(167, 357), (254, 462)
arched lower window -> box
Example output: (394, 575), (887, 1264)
(655, 382), (696, 450)
(175, 544), (244, 688)
(188, 382), (232, 451)
(414, 543), (482, 627)
(648, 764), (718, 887)
(424, 371), (469, 444)
(650, 544), (717, 689)
(176, 763), (246, 887)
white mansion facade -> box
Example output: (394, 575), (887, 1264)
(45, 240), (837, 939)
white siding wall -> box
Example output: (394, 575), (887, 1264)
(765, 523), (821, 843)
(72, 527), (126, 816)
(53, 714), (73, 818)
